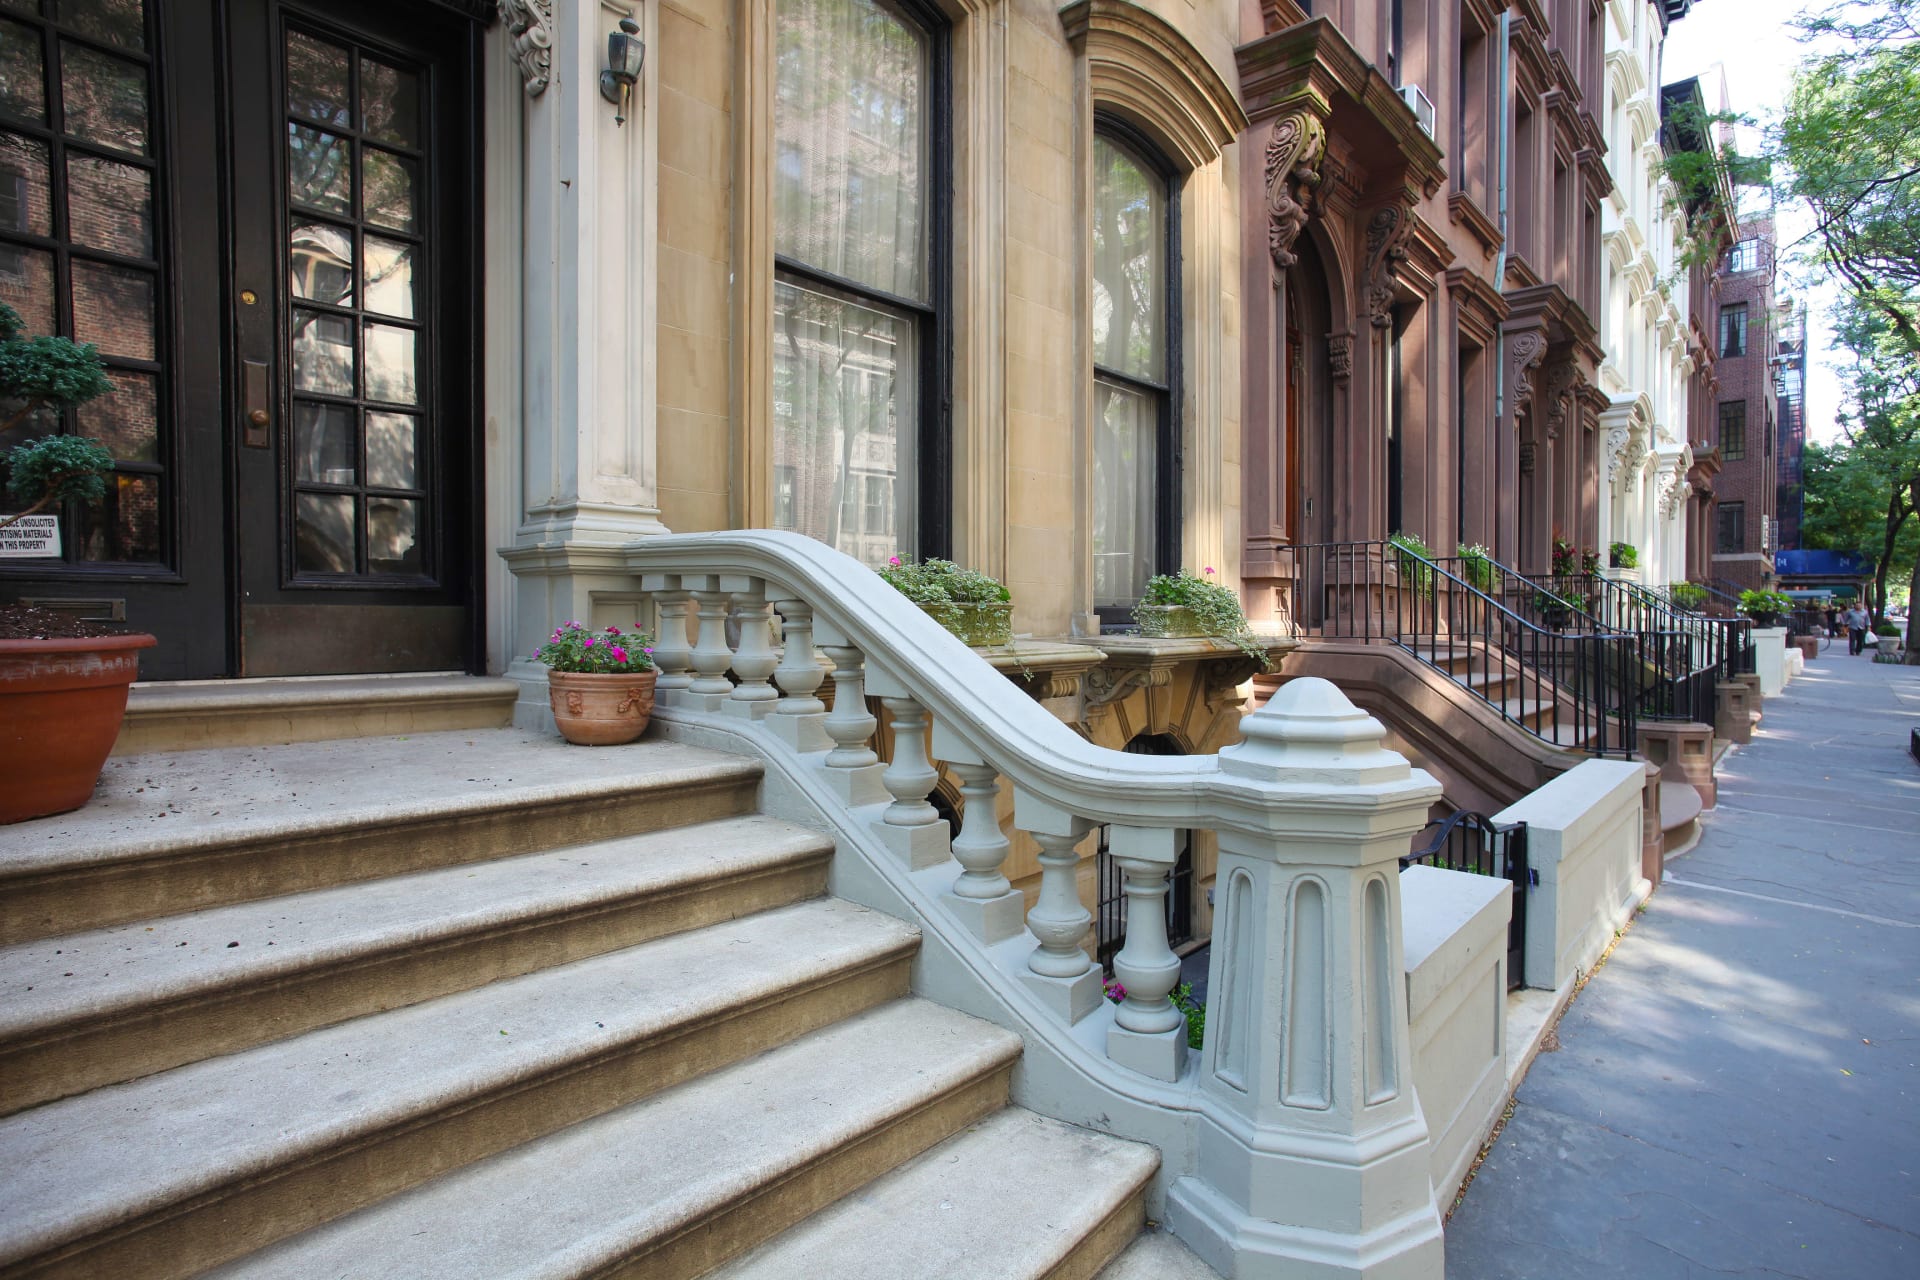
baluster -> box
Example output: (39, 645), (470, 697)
(1106, 826), (1187, 1082)
(945, 762), (1025, 943)
(874, 695), (949, 869)
(1018, 806), (1101, 1023)
(818, 644), (888, 805)
(682, 576), (736, 709)
(766, 598), (832, 751)
(723, 576), (779, 718)
(640, 574), (694, 694)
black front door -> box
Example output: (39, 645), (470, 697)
(0, 0), (480, 678)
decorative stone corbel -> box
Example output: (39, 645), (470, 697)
(1363, 202), (1417, 327)
(1327, 333), (1354, 381)
(499, 0), (555, 97)
(1082, 664), (1173, 714)
(1201, 655), (1268, 712)
(1605, 422), (1632, 487)
(1541, 357), (1579, 443)
(1265, 112), (1327, 270)
(1505, 330), (1547, 420)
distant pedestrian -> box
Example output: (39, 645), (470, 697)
(1844, 603), (1871, 655)
(1825, 605), (1839, 638)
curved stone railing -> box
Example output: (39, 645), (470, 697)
(624, 530), (1449, 1278)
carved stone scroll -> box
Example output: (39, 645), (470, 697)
(499, 0), (555, 97)
(1504, 330), (1548, 420)
(1328, 334), (1354, 381)
(1363, 203), (1416, 328)
(1540, 357), (1579, 443)
(1265, 113), (1327, 270)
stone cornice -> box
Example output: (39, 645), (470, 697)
(1449, 191), (1503, 259)
(1060, 0), (1248, 169)
(1235, 17), (1446, 199)
(1447, 267), (1511, 345)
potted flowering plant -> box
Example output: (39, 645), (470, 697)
(879, 556), (1014, 647)
(1551, 531), (1577, 577)
(1388, 531), (1438, 598)
(1580, 547), (1602, 576)
(1, 304), (150, 825)
(1132, 567), (1270, 667)
(1456, 543), (1500, 593)
(535, 621), (657, 745)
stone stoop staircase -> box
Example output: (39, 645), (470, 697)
(0, 726), (1169, 1279)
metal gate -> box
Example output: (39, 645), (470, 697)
(1402, 811), (1531, 990)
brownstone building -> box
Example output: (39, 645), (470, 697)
(1707, 212), (1780, 595)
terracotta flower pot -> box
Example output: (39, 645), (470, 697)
(0, 632), (156, 824)
(547, 669), (657, 745)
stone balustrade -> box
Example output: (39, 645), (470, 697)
(631, 530), (1449, 1279)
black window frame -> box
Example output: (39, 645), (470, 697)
(1716, 500), (1744, 554)
(1089, 113), (1183, 628)
(1720, 303), (1747, 358)
(1727, 238), (1760, 274)
(1719, 399), (1746, 461)
(769, 0), (952, 563)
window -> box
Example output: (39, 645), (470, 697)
(1385, 0), (1404, 87)
(1719, 400), (1746, 460)
(1716, 501), (1744, 554)
(1720, 304), (1747, 358)
(1091, 124), (1179, 616)
(771, 0), (945, 568)
(1728, 239), (1760, 273)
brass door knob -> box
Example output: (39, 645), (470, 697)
(248, 409), (270, 427)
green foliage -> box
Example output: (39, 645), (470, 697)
(1668, 582), (1709, 609)
(1534, 588), (1578, 619)
(1655, 97), (1766, 276)
(533, 621), (655, 673)
(877, 557), (1011, 606)
(1609, 541), (1639, 569)
(1170, 982), (1205, 1051)
(3, 435), (114, 508)
(1875, 620), (1902, 637)
(1739, 589), (1793, 618)
(1456, 542), (1499, 592)
(1389, 531), (1437, 597)
(1135, 568), (1269, 668)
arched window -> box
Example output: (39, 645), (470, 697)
(771, 0), (947, 567)
(1090, 122), (1178, 617)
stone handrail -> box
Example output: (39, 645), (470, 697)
(621, 529), (1450, 1279)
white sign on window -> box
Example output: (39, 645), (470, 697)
(0, 515), (60, 559)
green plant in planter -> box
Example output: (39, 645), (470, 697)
(1738, 589), (1792, 623)
(1456, 542), (1499, 593)
(1133, 567), (1270, 668)
(0, 303), (115, 533)
(1874, 621), (1901, 638)
(1668, 582), (1708, 609)
(1534, 588), (1578, 626)
(1609, 541), (1638, 569)
(1389, 530), (1437, 597)
(1580, 547), (1602, 576)
(880, 556), (1014, 647)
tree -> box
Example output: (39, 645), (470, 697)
(1809, 298), (1920, 658)
(0, 304), (114, 533)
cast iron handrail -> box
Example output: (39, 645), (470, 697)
(1287, 540), (1640, 757)
(1402, 809), (1530, 990)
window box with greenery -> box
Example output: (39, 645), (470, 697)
(1534, 588), (1579, 631)
(880, 557), (1014, 648)
(1, 304), (153, 825)
(1130, 568), (1269, 667)
(1388, 531), (1438, 597)
(1668, 582), (1709, 610)
(1609, 542), (1638, 570)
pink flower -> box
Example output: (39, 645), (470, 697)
(643, 647), (654, 654)
(1204, 566), (1215, 575)
(610, 646), (628, 663)
(889, 556), (901, 566)
(583, 637), (595, 648)
(607, 626), (621, 636)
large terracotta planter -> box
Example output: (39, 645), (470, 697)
(547, 669), (657, 745)
(0, 632), (156, 824)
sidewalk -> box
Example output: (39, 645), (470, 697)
(1444, 651), (1920, 1278)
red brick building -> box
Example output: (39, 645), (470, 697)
(1707, 213), (1780, 594)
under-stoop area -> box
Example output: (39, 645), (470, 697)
(0, 703), (1198, 1279)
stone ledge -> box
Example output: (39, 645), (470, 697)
(116, 675), (520, 756)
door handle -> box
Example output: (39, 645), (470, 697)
(242, 359), (270, 449)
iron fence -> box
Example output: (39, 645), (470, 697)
(1403, 810), (1530, 990)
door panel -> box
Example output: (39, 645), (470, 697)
(229, 0), (477, 675)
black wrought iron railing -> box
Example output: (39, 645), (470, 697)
(1287, 541), (1641, 756)
(1403, 810), (1531, 989)
(1557, 574), (1728, 724)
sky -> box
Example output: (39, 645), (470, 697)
(1662, 0), (1847, 444)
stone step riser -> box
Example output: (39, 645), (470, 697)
(2, 853), (830, 1116)
(611, 1070), (1014, 1280)
(1, 773), (760, 947)
(17, 953), (916, 1280)
(113, 680), (520, 757)
(1051, 1188), (1153, 1280)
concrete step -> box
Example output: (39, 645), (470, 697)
(0, 813), (834, 1115)
(709, 1107), (1157, 1280)
(0, 898), (919, 1279)
(115, 674), (520, 756)
(1098, 1226), (1227, 1280)
(205, 1000), (1022, 1280)
(1660, 779), (1704, 839)
(0, 730), (762, 945)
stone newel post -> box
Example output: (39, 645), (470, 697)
(1168, 678), (1446, 1280)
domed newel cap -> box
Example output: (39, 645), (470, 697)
(1217, 676), (1412, 786)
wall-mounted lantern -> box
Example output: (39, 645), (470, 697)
(600, 16), (645, 126)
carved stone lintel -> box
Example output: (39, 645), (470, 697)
(1505, 331), (1548, 419)
(1327, 333), (1354, 381)
(499, 0), (555, 97)
(1363, 202), (1417, 328)
(1265, 113), (1328, 270)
